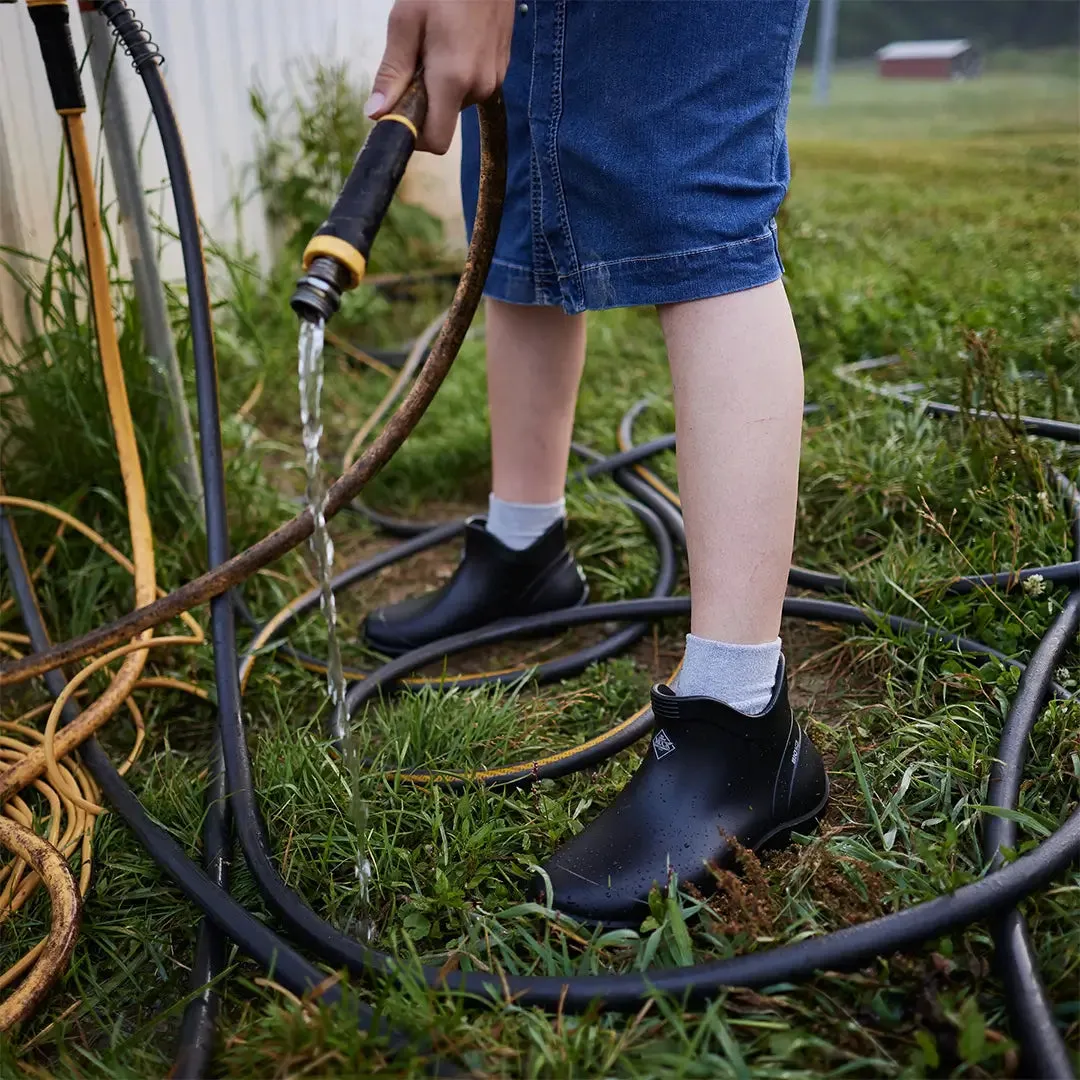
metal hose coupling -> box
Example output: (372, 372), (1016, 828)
(290, 74), (428, 323)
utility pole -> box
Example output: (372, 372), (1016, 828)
(81, 11), (204, 513)
(813, 0), (840, 105)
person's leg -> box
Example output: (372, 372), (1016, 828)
(658, 278), (804, 714)
(536, 278), (826, 926)
(487, 297), (587, 503)
(362, 297), (589, 655)
(484, 298), (587, 548)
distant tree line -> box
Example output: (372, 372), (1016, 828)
(798, 0), (1080, 61)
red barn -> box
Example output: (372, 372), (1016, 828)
(876, 40), (981, 80)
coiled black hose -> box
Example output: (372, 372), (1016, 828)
(262, 491), (677, 694)
(10, 3), (1072, 1074)
(983, 581), (1080, 1080)
(96, 2), (236, 1071)
(620, 384), (1080, 1076)
(91, 1), (426, 1072)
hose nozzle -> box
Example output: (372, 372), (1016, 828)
(290, 256), (353, 324)
(290, 74), (427, 325)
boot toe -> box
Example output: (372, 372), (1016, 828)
(362, 591), (441, 656)
(534, 852), (657, 928)
(361, 614), (410, 657)
(536, 814), (739, 928)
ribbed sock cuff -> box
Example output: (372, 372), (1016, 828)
(675, 634), (782, 716)
(486, 493), (565, 550)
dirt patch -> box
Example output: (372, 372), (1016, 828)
(699, 832), (888, 940)
(628, 624), (687, 684)
(699, 839), (780, 938)
(289, 506), (880, 727)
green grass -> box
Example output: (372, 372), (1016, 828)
(2, 67), (1079, 1078)
(788, 65), (1079, 140)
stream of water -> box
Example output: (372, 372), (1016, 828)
(297, 318), (372, 937)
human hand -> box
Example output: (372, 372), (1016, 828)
(366, 0), (515, 154)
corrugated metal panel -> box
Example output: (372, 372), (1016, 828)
(1, 0), (419, 349)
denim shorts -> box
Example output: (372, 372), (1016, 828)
(460, 0), (809, 314)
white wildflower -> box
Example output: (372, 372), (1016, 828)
(1022, 573), (1046, 597)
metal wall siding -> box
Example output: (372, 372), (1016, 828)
(0, 0), (395, 345)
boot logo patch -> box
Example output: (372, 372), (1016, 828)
(652, 729), (676, 760)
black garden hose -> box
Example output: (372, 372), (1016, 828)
(230, 583), (1080, 1012)
(983, 581), (1080, 1080)
(92, 1), (432, 1072)
(255, 491), (677, 694)
(103, 6), (235, 1069)
(0, 510), (424, 1059)
(8, 3), (1075, 1075)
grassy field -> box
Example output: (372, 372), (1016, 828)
(2, 66), (1079, 1078)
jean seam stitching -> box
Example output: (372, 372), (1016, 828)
(547, 0), (582, 306)
(567, 232), (776, 277)
(525, 7), (547, 303)
(771, 0), (803, 180)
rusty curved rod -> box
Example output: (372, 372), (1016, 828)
(0, 94), (506, 694)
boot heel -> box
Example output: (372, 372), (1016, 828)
(759, 782), (831, 854)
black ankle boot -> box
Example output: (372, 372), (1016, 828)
(363, 516), (588, 657)
(534, 659), (829, 927)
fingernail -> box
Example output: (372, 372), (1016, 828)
(364, 91), (386, 118)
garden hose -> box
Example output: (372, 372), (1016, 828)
(836, 354), (1080, 444)
(341, 308), (448, 476)
(250, 414), (1072, 792)
(1, 0), (171, 1029)
(617, 395), (1079, 596)
(290, 74), (429, 323)
(4, 2), (1078, 1077)
(3, 0), (161, 802)
(0, 509), (427, 1065)
(241, 490), (678, 699)
(0, 74), (507, 690)
(0, 816), (81, 1033)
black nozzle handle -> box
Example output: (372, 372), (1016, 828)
(301, 73), (428, 288)
(28, 0), (86, 114)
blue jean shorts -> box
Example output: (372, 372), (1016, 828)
(460, 0), (809, 314)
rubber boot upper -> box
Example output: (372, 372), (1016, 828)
(363, 516), (588, 657)
(535, 660), (829, 927)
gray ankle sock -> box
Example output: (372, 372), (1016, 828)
(486, 493), (565, 551)
(674, 633), (782, 716)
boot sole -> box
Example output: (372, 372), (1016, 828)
(545, 775), (832, 932)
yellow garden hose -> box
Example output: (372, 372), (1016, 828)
(0, 816), (81, 1032)
(0, 498), (203, 805)
(0, 63), (196, 1022)
(0, 494), (205, 1025)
